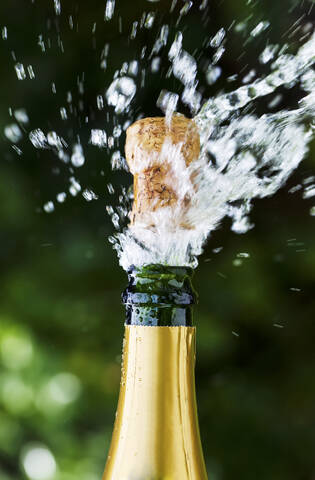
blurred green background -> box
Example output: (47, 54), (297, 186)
(0, 0), (315, 479)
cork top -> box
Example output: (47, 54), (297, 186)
(125, 115), (200, 173)
(125, 115), (200, 227)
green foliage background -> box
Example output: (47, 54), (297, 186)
(0, 1), (315, 479)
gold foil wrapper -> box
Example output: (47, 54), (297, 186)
(102, 325), (208, 480)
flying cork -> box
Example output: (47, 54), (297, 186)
(125, 114), (200, 228)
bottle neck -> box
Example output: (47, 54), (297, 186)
(122, 264), (197, 326)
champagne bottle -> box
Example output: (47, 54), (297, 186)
(102, 264), (208, 480)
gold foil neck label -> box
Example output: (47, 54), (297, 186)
(102, 325), (208, 480)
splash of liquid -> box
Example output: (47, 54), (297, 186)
(115, 31), (315, 269)
(2, 3), (315, 271)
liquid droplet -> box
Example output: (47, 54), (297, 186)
(97, 95), (104, 109)
(29, 129), (48, 149)
(209, 28), (225, 48)
(157, 90), (179, 120)
(71, 144), (85, 167)
(43, 201), (55, 213)
(303, 184), (315, 199)
(111, 151), (124, 170)
(206, 66), (221, 85)
(56, 192), (66, 203)
(105, 0), (115, 21)
(113, 125), (122, 138)
(4, 124), (22, 143)
(54, 0), (61, 15)
(15, 63), (26, 80)
(60, 107), (67, 120)
(82, 189), (98, 201)
(250, 21), (270, 38)
(106, 77), (136, 113)
(2, 26), (8, 40)
(69, 177), (81, 197)
(144, 12), (155, 29)
(151, 57), (161, 73)
(27, 65), (35, 79)
(259, 44), (279, 64)
(47, 132), (63, 149)
(14, 109), (29, 124)
(90, 129), (107, 147)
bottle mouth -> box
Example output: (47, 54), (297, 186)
(122, 264), (197, 307)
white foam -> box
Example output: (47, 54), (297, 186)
(115, 32), (315, 270)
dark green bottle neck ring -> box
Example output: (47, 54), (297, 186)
(122, 264), (197, 327)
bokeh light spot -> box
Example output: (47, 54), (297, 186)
(48, 372), (82, 405)
(1, 333), (33, 370)
(22, 445), (57, 480)
(2, 375), (33, 414)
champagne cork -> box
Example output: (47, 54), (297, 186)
(125, 115), (200, 227)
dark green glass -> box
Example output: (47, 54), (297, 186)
(122, 264), (197, 326)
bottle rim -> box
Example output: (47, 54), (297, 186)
(122, 263), (197, 307)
